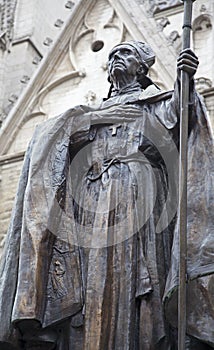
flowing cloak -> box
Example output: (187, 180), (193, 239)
(0, 83), (214, 349)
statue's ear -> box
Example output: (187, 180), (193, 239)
(137, 63), (148, 76)
(136, 62), (154, 89)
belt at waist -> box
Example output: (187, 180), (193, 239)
(87, 155), (151, 182)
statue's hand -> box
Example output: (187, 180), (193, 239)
(17, 320), (57, 350)
(177, 48), (199, 79)
(86, 104), (142, 124)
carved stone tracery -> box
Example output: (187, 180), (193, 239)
(71, 0), (124, 65)
(0, 0), (17, 51)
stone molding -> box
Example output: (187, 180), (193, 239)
(0, 151), (25, 165)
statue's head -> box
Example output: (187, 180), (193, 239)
(107, 41), (155, 88)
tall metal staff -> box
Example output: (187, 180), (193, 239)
(178, 0), (195, 349)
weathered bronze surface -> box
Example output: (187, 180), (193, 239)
(0, 41), (214, 350)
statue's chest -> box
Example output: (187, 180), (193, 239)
(89, 121), (142, 160)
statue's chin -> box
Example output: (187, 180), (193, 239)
(110, 67), (128, 85)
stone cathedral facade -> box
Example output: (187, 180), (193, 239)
(0, 0), (213, 252)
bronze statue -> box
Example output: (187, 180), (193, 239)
(0, 41), (214, 350)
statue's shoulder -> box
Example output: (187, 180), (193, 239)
(139, 85), (173, 103)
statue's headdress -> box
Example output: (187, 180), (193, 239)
(109, 41), (155, 73)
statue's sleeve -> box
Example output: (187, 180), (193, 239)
(162, 78), (198, 131)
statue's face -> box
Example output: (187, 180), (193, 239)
(108, 44), (141, 82)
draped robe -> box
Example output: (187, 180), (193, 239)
(0, 83), (214, 349)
